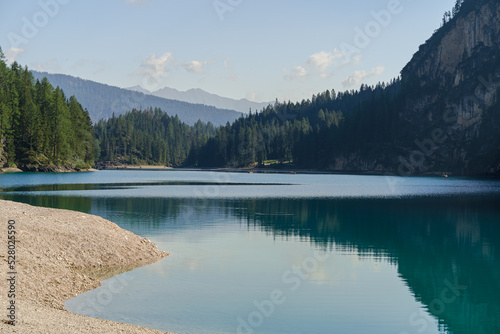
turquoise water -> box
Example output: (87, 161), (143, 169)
(1, 171), (499, 334)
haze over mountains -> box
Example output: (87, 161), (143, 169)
(126, 86), (271, 114)
(8, 0), (497, 175)
(31, 71), (242, 126)
(156, 0), (499, 175)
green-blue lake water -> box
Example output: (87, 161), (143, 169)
(1, 171), (499, 334)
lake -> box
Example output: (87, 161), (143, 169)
(1, 170), (499, 334)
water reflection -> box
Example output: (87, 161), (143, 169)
(242, 197), (500, 334)
(249, 197), (500, 334)
(2, 193), (499, 333)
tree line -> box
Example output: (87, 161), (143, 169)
(190, 79), (401, 169)
(94, 108), (216, 167)
(0, 48), (411, 173)
(0, 47), (95, 171)
(3, 0), (492, 174)
(93, 78), (401, 170)
(94, 0), (479, 172)
(31, 71), (242, 126)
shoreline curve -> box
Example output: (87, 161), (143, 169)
(0, 199), (173, 334)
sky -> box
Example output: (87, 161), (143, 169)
(0, 0), (456, 103)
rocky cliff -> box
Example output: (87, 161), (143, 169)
(403, 1), (500, 83)
(395, 0), (500, 175)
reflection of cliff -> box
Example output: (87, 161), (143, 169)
(394, 207), (500, 334)
(93, 194), (497, 334)
(2, 191), (499, 333)
(239, 197), (500, 334)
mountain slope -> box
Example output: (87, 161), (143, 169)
(188, 0), (500, 175)
(396, 0), (500, 175)
(125, 85), (151, 95)
(31, 71), (242, 126)
(127, 85), (271, 114)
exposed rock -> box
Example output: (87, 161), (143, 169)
(395, 0), (500, 175)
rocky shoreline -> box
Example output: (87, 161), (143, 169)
(0, 199), (172, 333)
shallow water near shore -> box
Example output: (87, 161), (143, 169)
(1, 171), (499, 334)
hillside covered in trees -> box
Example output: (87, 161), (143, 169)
(94, 80), (399, 170)
(95, 108), (215, 167)
(191, 0), (500, 175)
(0, 48), (95, 171)
(94, 0), (500, 176)
(191, 83), (397, 169)
(31, 71), (242, 126)
(3, 0), (499, 176)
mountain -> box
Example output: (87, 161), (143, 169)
(308, 0), (500, 175)
(125, 85), (151, 95)
(31, 71), (242, 126)
(395, 0), (500, 175)
(187, 0), (500, 175)
(127, 85), (271, 114)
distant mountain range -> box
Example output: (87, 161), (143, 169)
(126, 85), (271, 114)
(31, 71), (242, 126)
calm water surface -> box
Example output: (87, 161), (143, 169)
(1, 171), (499, 334)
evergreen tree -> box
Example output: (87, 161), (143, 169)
(94, 108), (215, 167)
(0, 50), (95, 170)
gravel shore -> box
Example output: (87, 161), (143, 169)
(0, 199), (172, 334)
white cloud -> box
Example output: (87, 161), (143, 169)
(284, 66), (308, 81)
(4, 47), (25, 64)
(352, 54), (362, 65)
(32, 58), (62, 73)
(134, 52), (175, 91)
(246, 92), (256, 102)
(338, 53), (362, 69)
(342, 66), (385, 88)
(137, 52), (174, 78)
(307, 50), (343, 72)
(285, 48), (361, 81)
(182, 60), (213, 74)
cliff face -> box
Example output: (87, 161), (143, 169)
(396, 0), (500, 175)
(403, 1), (500, 83)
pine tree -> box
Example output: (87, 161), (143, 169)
(18, 67), (42, 165)
(1, 51), (95, 170)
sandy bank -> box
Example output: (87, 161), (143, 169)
(0, 199), (172, 334)
(0, 168), (23, 174)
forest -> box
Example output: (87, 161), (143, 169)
(91, 0), (496, 174)
(31, 71), (242, 126)
(0, 48), (95, 171)
(190, 81), (400, 169)
(94, 108), (215, 167)
(2, 0), (498, 175)
(94, 79), (401, 170)
(2, 44), (402, 172)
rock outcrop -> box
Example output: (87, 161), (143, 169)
(395, 0), (500, 175)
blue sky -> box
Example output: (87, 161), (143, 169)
(1, 0), (456, 102)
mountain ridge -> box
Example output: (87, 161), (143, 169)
(395, 0), (500, 175)
(31, 71), (242, 126)
(179, 0), (500, 175)
(126, 85), (271, 114)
